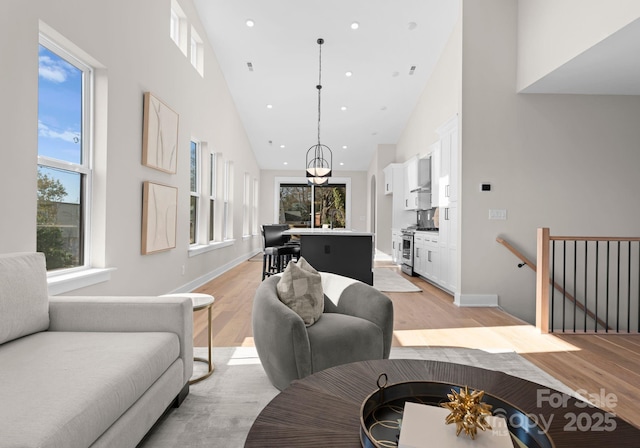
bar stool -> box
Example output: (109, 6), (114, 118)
(261, 224), (300, 280)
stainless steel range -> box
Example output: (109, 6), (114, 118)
(400, 227), (416, 276)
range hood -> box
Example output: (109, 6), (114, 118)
(412, 156), (431, 192)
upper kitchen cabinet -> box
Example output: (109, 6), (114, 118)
(385, 163), (413, 228)
(403, 155), (432, 210)
(437, 115), (459, 206)
(382, 164), (395, 195)
(404, 156), (419, 193)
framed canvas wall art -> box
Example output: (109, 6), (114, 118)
(141, 181), (178, 254)
(142, 92), (179, 174)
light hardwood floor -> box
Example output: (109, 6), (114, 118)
(193, 258), (640, 428)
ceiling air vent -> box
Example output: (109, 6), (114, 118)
(409, 66), (416, 75)
(247, 62), (254, 72)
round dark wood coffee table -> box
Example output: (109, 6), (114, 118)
(245, 359), (639, 447)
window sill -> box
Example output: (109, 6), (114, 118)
(189, 239), (234, 257)
(47, 267), (116, 296)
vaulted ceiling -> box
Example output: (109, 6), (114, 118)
(193, 2), (640, 172)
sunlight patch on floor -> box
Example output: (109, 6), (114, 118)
(227, 346), (261, 365)
(393, 325), (582, 354)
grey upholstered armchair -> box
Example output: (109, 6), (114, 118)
(252, 272), (394, 391)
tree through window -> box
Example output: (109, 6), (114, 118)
(37, 38), (92, 271)
(279, 183), (346, 228)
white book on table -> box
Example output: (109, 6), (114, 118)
(398, 402), (513, 448)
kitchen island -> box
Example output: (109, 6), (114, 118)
(283, 228), (374, 285)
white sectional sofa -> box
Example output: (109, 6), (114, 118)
(0, 252), (193, 448)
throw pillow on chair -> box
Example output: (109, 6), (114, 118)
(276, 257), (324, 326)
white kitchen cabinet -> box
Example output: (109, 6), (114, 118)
(413, 234), (426, 276)
(414, 231), (439, 282)
(404, 156), (419, 193)
(403, 157), (419, 210)
(383, 164), (394, 195)
(437, 116), (458, 206)
(423, 233), (439, 283)
(391, 230), (403, 265)
(404, 191), (418, 210)
(438, 203), (457, 293)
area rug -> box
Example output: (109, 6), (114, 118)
(373, 267), (422, 292)
(139, 346), (573, 448)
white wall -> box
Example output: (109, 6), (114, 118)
(0, 0), (261, 295)
(517, 0), (640, 91)
(259, 170), (368, 232)
(461, 0), (640, 322)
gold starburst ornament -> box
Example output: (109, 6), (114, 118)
(440, 386), (493, 440)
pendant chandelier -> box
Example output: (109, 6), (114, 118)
(305, 38), (332, 186)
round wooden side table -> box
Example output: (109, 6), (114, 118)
(162, 292), (215, 384)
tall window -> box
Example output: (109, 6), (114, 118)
(242, 173), (250, 237)
(190, 26), (204, 76)
(252, 178), (259, 235)
(208, 152), (217, 242)
(279, 183), (346, 228)
(170, 0), (187, 56)
(37, 37), (92, 271)
(223, 160), (233, 240)
(189, 140), (200, 244)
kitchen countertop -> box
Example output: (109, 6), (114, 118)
(282, 228), (373, 237)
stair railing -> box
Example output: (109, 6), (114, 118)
(537, 228), (640, 334)
(496, 236), (608, 332)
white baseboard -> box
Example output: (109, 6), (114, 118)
(454, 293), (499, 307)
(169, 249), (261, 294)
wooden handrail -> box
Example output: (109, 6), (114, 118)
(496, 235), (610, 332)
(550, 236), (640, 242)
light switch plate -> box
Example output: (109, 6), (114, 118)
(489, 209), (507, 220)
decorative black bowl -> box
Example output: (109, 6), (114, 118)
(360, 377), (555, 448)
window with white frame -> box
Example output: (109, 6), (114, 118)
(252, 178), (259, 235)
(189, 140), (200, 244)
(275, 177), (351, 229)
(223, 160), (233, 240)
(242, 172), (251, 237)
(170, 0), (188, 56)
(37, 35), (93, 272)
(208, 152), (217, 242)
(190, 26), (204, 76)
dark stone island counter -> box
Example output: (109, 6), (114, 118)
(283, 229), (374, 285)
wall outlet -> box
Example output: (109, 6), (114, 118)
(489, 209), (507, 220)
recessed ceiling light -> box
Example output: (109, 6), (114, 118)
(283, 162), (288, 165)
(345, 71), (353, 77)
(280, 145), (285, 148)
(342, 145), (348, 149)
(350, 22), (359, 30)
(266, 104), (273, 109)
(340, 162), (345, 166)
(246, 19), (255, 27)
(341, 106), (347, 111)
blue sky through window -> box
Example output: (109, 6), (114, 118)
(38, 44), (83, 203)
